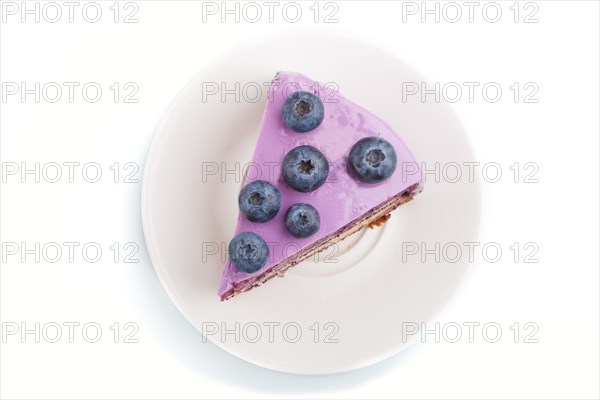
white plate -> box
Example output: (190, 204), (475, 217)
(141, 31), (480, 375)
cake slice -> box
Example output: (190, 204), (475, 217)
(218, 72), (423, 300)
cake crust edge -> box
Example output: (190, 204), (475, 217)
(220, 183), (423, 301)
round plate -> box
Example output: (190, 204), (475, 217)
(141, 31), (480, 375)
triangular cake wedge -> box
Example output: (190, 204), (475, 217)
(219, 72), (423, 301)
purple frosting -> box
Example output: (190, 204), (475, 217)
(219, 72), (422, 298)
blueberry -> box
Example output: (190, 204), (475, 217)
(285, 203), (320, 238)
(228, 232), (269, 273)
(282, 91), (324, 133)
(238, 180), (281, 222)
(348, 137), (397, 183)
(282, 145), (329, 192)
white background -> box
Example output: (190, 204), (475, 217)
(1, 1), (599, 399)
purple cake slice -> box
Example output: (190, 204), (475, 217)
(219, 72), (423, 300)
